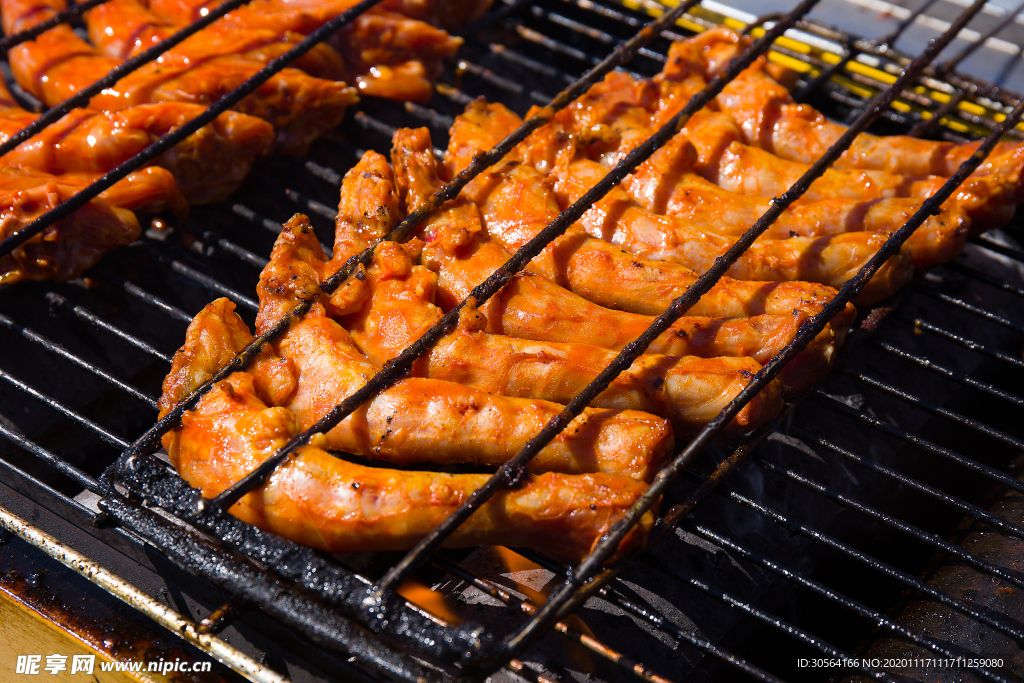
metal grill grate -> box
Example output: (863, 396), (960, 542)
(0, 0), (1023, 681)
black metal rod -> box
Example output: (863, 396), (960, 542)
(941, 0), (1024, 72)
(747, 461), (1024, 636)
(372, 0), (821, 601)
(120, 280), (193, 323)
(0, 0), (256, 160)
(687, 522), (1012, 683)
(907, 88), (967, 137)
(45, 292), (171, 363)
(0, 368), (128, 449)
(878, 0), (941, 47)
(869, 338), (1024, 407)
(813, 390), (1024, 495)
(0, 423), (99, 492)
(0, 0), (111, 52)
(0, 0), (386, 258)
(503, 0), (1000, 658)
(846, 369), (1024, 450)
(944, 259), (1024, 299)
(900, 314), (1024, 370)
(638, 555), (892, 681)
(0, 313), (157, 407)
(797, 428), (1024, 540)
(111, 0), (705, 490)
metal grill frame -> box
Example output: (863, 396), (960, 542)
(0, 0), (1023, 680)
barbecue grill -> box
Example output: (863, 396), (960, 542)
(1, 0), (1023, 680)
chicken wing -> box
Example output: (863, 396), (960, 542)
(0, 79), (272, 204)
(675, 27), (1024, 194)
(160, 299), (655, 560)
(3, 0), (356, 154)
(390, 130), (837, 392)
(0, 174), (140, 283)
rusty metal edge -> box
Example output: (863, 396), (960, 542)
(0, 503), (292, 683)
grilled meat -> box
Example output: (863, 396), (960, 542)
(623, 131), (970, 268)
(0, 172), (141, 283)
(392, 128), (839, 393)
(554, 148), (915, 303)
(0, 79), (273, 204)
(3, 0), (356, 154)
(247, 219), (674, 480)
(143, 0), (492, 32)
(160, 298), (656, 560)
(439, 121), (858, 324)
(84, 0), (462, 101)
(681, 27), (1024, 193)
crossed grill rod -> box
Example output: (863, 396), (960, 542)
(0, 0), (1021, 677)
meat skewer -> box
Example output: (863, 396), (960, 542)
(390, 129), (840, 393)
(2, 0), (357, 154)
(160, 298), (657, 560)
(0, 78), (273, 204)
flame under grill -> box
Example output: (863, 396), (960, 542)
(0, 0), (1023, 681)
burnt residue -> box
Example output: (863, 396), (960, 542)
(115, 453), (490, 667)
(0, 532), (226, 682)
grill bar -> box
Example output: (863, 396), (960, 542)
(686, 521), (1012, 682)
(813, 391), (1024, 495)
(796, 428), (1024, 540)
(845, 369), (1024, 450)
(747, 460), (1024, 636)
(45, 292), (172, 363)
(866, 340), (1024, 406)
(636, 555), (891, 680)
(0, 314), (157, 407)
(0, 369), (129, 449)
(0, 0), (387, 257)
(899, 314), (1024, 370)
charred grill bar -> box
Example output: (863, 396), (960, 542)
(0, 0), (1023, 681)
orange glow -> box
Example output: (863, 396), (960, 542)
(395, 578), (462, 624)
